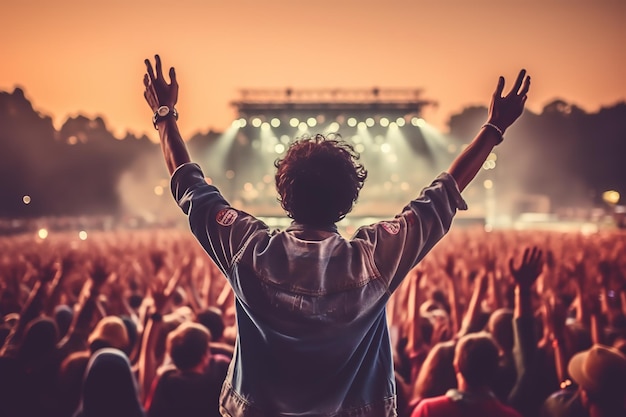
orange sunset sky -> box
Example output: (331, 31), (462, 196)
(2, 0), (625, 139)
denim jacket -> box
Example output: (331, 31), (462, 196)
(171, 163), (467, 417)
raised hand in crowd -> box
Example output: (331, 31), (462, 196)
(509, 246), (543, 318)
(458, 268), (489, 337)
(138, 258), (184, 400)
(448, 69), (530, 191)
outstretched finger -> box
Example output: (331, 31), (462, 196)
(509, 69), (526, 96)
(145, 58), (156, 82)
(522, 247), (531, 264)
(169, 67), (177, 86)
(533, 249), (544, 269)
(508, 257), (516, 274)
(493, 76), (505, 98)
(519, 75), (531, 96)
(529, 246), (539, 262)
(155, 54), (164, 80)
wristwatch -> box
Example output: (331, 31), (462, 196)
(152, 105), (178, 129)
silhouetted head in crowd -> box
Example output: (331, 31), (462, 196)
(54, 304), (74, 339)
(88, 316), (129, 353)
(564, 322), (592, 359)
(431, 290), (451, 314)
(488, 308), (514, 353)
(154, 319), (181, 363)
(75, 348), (144, 417)
(59, 351), (91, 417)
(196, 307), (225, 341)
(274, 134), (367, 226)
(128, 293), (143, 310)
(171, 286), (187, 307)
(454, 332), (500, 390)
(568, 344), (626, 416)
(18, 316), (58, 363)
(167, 322), (211, 372)
(413, 340), (457, 401)
(418, 315), (434, 346)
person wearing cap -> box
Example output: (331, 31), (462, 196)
(57, 316), (131, 417)
(568, 344), (626, 417)
(540, 344), (626, 417)
(88, 315), (130, 353)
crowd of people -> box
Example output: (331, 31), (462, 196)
(1, 59), (624, 417)
(0, 227), (624, 417)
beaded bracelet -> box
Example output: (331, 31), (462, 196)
(482, 122), (504, 144)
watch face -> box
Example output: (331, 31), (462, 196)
(157, 106), (170, 117)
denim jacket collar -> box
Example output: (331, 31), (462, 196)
(286, 222), (339, 234)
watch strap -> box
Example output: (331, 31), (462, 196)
(152, 107), (178, 130)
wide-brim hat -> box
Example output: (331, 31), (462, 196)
(567, 344), (626, 397)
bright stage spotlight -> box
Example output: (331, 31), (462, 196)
(602, 190), (620, 205)
(252, 118), (262, 128)
(289, 117), (300, 127)
(199, 120), (241, 180)
(271, 118), (281, 128)
(396, 117), (406, 127)
(365, 117), (375, 127)
(325, 122), (340, 133)
(347, 117), (357, 127)
(380, 117), (389, 127)
(411, 117), (426, 127)
(261, 122), (271, 131)
(307, 117), (317, 127)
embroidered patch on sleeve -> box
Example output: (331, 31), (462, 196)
(381, 221), (400, 235)
(216, 208), (238, 226)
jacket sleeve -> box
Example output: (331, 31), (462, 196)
(170, 163), (268, 278)
(354, 172), (467, 293)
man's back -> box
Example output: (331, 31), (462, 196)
(172, 164), (465, 416)
(142, 55), (531, 416)
(220, 221), (395, 414)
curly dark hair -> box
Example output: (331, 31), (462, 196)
(274, 134), (367, 226)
